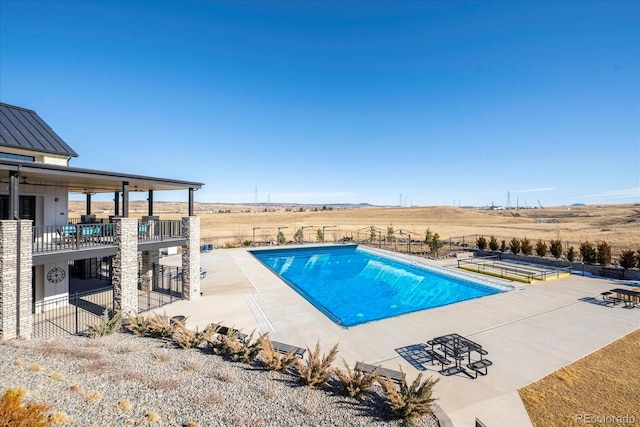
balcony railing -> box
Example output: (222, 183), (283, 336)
(32, 220), (184, 254)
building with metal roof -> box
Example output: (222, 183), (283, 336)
(0, 102), (204, 341)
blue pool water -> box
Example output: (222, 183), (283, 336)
(250, 245), (509, 327)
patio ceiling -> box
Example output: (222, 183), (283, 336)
(0, 160), (203, 194)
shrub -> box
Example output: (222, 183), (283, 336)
(489, 236), (499, 251)
(386, 225), (395, 243)
(500, 240), (507, 252)
(378, 368), (439, 424)
(144, 312), (177, 339)
(476, 236), (487, 250)
(567, 246), (576, 262)
(619, 249), (637, 269)
(293, 228), (303, 243)
(510, 238), (521, 254)
(208, 330), (264, 363)
(87, 309), (122, 338)
(277, 231), (286, 244)
(580, 241), (597, 264)
(173, 323), (216, 349)
(257, 335), (299, 373)
(333, 359), (378, 399)
(0, 387), (52, 427)
(370, 226), (377, 242)
(424, 228), (433, 244)
(535, 239), (548, 257)
(521, 237), (532, 256)
(296, 341), (339, 388)
(429, 233), (443, 253)
(316, 229), (324, 242)
(125, 313), (153, 336)
(597, 241), (612, 266)
(550, 239), (563, 259)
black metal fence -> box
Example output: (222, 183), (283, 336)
(138, 265), (183, 312)
(32, 286), (114, 339)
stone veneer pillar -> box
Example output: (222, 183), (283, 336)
(140, 250), (159, 292)
(112, 218), (139, 314)
(0, 220), (33, 340)
(181, 216), (201, 300)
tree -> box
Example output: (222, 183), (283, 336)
(369, 226), (377, 242)
(387, 225), (395, 243)
(550, 239), (563, 259)
(510, 238), (521, 254)
(580, 241), (597, 264)
(277, 231), (286, 245)
(477, 236), (488, 250)
(500, 240), (507, 252)
(567, 246), (576, 262)
(322, 205), (328, 211)
(425, 228), (433, 245)
(596, 241), (611, 266)
(489, 236), (499, 251)
(521, 237), (533, 256)
(316, 229), (324, 242)
(294, 228), (303, 243)
(619, 249), (637, 269)
(535, 239), (548, 257)
(429, 233), (443, 253)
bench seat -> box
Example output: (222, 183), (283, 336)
(271, 341), (306, 358)
(355, 362), (403, 384)
(467, 359), (492, 378)
(424, 349), (451, 369)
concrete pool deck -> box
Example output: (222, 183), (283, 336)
(157, 247), (640, 427)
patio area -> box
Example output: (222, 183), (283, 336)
(156, 247), (640, 427)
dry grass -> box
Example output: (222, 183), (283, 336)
(296, 341), (339, 389)
(519, 329), (640, 427)
(257, 335), (299, 373)
(71, 202), (640, 251)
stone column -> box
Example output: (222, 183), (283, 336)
(140, 250), (159, 291)
(181, 216), (201, 300)
(140, 217), (159, 291)
(0, 220), (33, 340)
(112, 218), (138, 314)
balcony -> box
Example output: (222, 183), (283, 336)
(32, 220), (185, 264)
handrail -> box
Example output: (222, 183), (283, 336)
(32, 220), (185, 254)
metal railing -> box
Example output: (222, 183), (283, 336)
(138, 265), (183, 312)
(32, 286), (114, 338)
(32, 220), (185, 254)
(33, 223), (116, 253)
(138, 220), (183, 242)
(457, 256), (571, 283)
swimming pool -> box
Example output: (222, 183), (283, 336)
(250, 245), (511, 327)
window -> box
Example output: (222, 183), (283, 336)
(0, 152), (35, 162)
(0, 196), (36, 220)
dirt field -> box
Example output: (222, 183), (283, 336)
(519, 329), (640, 427)
(72, 202), (640, 251)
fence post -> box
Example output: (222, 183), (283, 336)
(74, 292), (79, 334)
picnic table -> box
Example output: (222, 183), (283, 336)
(609, 288), (640, 307)
(427, 333), (489, 379)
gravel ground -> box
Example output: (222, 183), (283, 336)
(0, 332), (439, 427)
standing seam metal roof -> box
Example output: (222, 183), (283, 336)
(0, 102), (79, 158)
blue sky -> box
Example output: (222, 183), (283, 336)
(1, 1), (638, 207)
